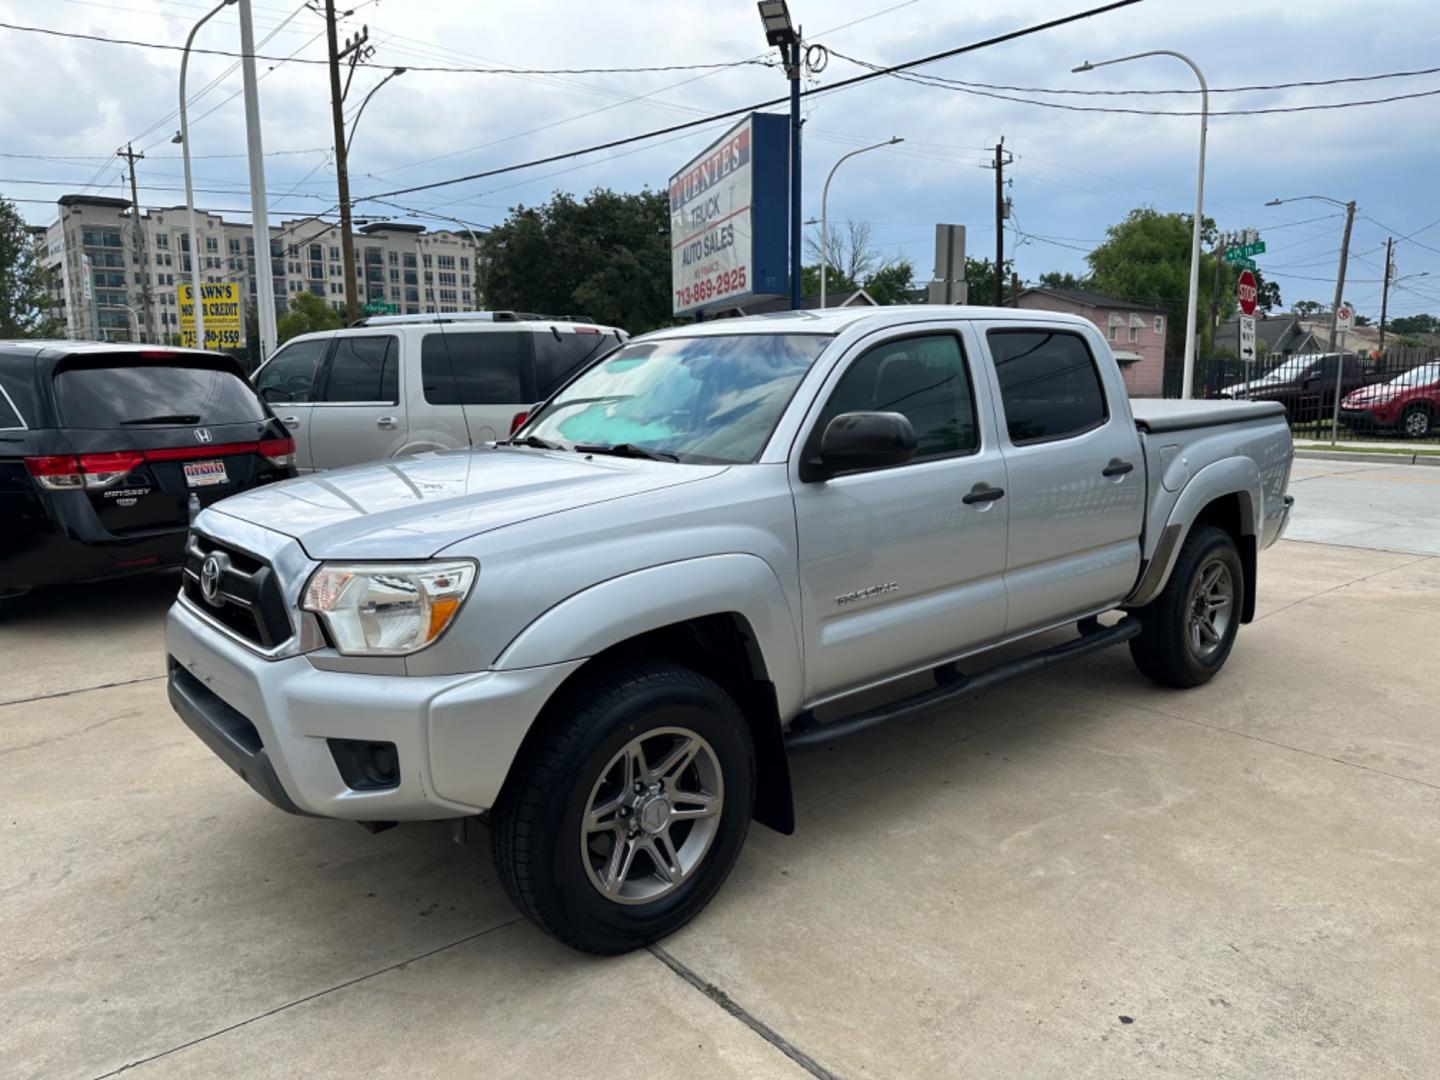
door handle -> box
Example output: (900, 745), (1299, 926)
(1102, 458), (1135, 477)
(281, 415), (301, 429)
(376, 416), (399, 430)
(962, 484), (1006, 505)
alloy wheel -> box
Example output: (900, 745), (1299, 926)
(581, 727), (723, 905)
(1188, 559), (1234, 660)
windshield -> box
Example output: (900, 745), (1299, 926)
(521, 333), (831, 464)
(1254, 356), (1318, 385)
(1384, 362), (1440, 388)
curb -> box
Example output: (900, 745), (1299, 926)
(1295, 449), (1440, 467)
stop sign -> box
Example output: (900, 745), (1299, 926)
(1237, 269), (1258, 317)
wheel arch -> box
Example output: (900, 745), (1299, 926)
(493, 555), (803, 835)
(1128, 457), (1262, 621)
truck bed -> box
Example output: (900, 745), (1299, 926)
(1131, 398), (1287, 433)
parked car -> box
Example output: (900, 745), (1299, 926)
(0, 342), (296, 601)
(250, 312), (626, 470)
(167, 307), (1294, 953)
(1339, 361), (1440, 438)
(1217, 352), (1371, 423)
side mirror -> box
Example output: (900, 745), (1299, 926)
(805, 411), (917, 481)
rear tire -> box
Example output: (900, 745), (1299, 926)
(1130, 526), (1244, 689)
(490, 662), (755, 954)
(1401, 404), (1433, 440)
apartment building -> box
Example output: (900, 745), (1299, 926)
(37, 194), (483, 344)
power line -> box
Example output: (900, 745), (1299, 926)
(830, 58), (1440, 97)
(349, 0), (1146, 205)
(0, 19), (774, 74)
(829, 52), (1440, 116)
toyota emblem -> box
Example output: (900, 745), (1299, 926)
(199, 555), (223, 604)
(194, 427), (213, 444)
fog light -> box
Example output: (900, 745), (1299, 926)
(328, 739), (400, 791)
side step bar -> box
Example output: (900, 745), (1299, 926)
(784, 617), (1141, 752)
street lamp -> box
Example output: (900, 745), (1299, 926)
(345, 67), (406, 157)
(1264, 194), (1357, 353)
(176, 0), (237, 351)
(757, 1), (802, 310)
(819, 137), (903, 308)
(1076, 50), (1208, 399)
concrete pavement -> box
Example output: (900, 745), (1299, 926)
(2, 483), (1438, 1078)
(1284, 457), (1440, 555)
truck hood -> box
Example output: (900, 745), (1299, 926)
(206, 447), (728, 559)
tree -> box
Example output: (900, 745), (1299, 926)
(277, 291), (341, 344)
(1086, 208), (1227, 358)
(1252, 269), (1282, 315)
(484, 188), (671, 333)
(804, 219), (895, 287)
(864, 260), (916, 305)
(0, 197), (60, 337)
(1390, 313), (1439, 336)
(963, 256), (1013, 305)
(1293, 299), (1324, 317)
(1037, 270), (1093, 292)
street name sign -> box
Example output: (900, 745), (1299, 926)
(1225, 240), (1266, 263)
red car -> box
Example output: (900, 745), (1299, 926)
(1339, 362), (1440, 439)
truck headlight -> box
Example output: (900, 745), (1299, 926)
(302, 561), (477, 656)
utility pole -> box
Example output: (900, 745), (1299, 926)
(1327, 200), (1357, 351)
(988, 139), (1012, 305)
(1378, 235), (1395, 353)
(1210, 230), (1228, 354)
(324, 1), (368, 325)
(118, 143), (153, 343)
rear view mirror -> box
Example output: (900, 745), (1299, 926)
(806, 411), (917, 481)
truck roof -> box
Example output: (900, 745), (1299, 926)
(645, 305), (1097, 340)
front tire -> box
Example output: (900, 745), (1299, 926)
(491, 663), (755, 954)
(1129, 526), (1244, 688)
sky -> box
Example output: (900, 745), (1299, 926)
(3, 0), (1439, 324)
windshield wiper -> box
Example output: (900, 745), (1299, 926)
(574, 442), (680, 463)
(497, 434), (565, 450)
(121, 413), (203, 425)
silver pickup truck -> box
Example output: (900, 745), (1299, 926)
(166, 306), (1294, 953)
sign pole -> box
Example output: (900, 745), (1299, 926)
(1330, 309), (1353, 446)
(788, 35), (802, 310)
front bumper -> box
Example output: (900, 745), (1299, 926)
(166, 599), (585, 820)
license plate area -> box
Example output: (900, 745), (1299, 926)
(184, 459), (229, 487)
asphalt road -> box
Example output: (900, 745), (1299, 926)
(3, 466), (1438, 1079)
(1286, 457), (1440, 555)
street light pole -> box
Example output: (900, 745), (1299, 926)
(819, 137), (903, 308)
(1076, 50), (1208, 398)
(177, 0), (236, 350)
(237, 0), (278, 361)
(345, 67), (406, 157)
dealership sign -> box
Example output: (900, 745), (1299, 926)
(669, 112), (789, 316)
(179, 282), (244, 350)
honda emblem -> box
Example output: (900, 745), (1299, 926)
(194, 428), (213, 444)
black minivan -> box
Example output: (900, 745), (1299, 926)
(0, 342), (296, 599)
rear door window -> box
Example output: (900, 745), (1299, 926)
(421, 331), (529, 404)
(0, 387), (22, 429)
(320, 336), (398, 402)
(255, 338), (329, 403)
(52, 363), (268, 429)
(987, 329), (1108, 444)
(533, 329), (620, 398)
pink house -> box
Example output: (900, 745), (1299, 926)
(1016, 287), (1168, 397)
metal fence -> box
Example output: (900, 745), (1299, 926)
(1160, 348), (1440, 443)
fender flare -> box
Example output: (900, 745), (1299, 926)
(493, 553), (805, 719)
(1127, 456), (1262, 609)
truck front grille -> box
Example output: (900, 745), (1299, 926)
(182, 532), (294, 650)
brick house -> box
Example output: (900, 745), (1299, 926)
(1016, 287), (1168, 397)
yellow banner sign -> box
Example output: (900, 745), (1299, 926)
(178, 282), (244, 350)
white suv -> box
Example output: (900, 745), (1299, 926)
(251, 312), (626, 471)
